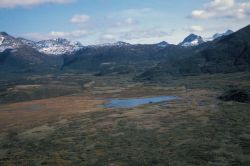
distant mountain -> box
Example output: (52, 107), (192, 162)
(213, 30), (234, 40)
(1, 25), (249, 76)
(157, 41), (169, 48)
(204, 30), (234, 42)
(23, 38), (83, 55)
(89, 41), (131, 48)
(179, 34), (204, 47)
(0, 30), (235, 55)
(0, 32), (24, 52)
(0, 33), (83, 56)
(0, 32), (64, 73)
(114, 41), (131, 47)
(18, 38), (37, 47)
(61, 41), (189, 72)
(178, 30), (234, 47)
(138, 25), (250, 80)
(0, 32), (43, 61)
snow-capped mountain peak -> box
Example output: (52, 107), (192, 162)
(0, 32), (24, 52)
(179, 34), (204, 47)
(88, 41), (131, 48)
(18, 38), (36, 46)
(204, 30), (234, 42)
(115, 41), (131, 46)
(26, 38), (83, 55)
(0, 32), (84, 55)
(157, 41), (169, 47)
(212, 30), (234, 40)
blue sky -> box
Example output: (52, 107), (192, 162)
(0, 0), (249, 45)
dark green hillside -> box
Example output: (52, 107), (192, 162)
(0, 47), (63, 74)
(138, 25), (250, 80)
(62, 44), (193, 74)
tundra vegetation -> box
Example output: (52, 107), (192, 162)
(0, 25), (250, 165)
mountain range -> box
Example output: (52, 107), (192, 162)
(0, 25), (249, 78)
(0, 29), (233, 55)
(0, 32), (83, 56)
(138, 25), (250, 80)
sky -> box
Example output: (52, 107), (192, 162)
(0, 0), (250, 45)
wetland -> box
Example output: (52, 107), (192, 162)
(0, 72), (250, 165)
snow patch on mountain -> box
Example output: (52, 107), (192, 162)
(34, 38), (83, 55)
(0, 32), (84, 55)
(88, 41), (131, 48)
(213, 30), (234, 40)
(157, 41), (169, 48)
(18, 38), (84, 55)
(18, 38), (36, 47)
(0, 32), (23, 52)
(179, 34), (204, 47)
(204, 30), (234, 42)
(0, 37), (4, 45)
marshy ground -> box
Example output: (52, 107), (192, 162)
(0, 72), (250, 165)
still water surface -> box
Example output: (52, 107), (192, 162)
(105, 96), (178, 108)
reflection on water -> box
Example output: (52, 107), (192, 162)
(105, 96), (178, 108)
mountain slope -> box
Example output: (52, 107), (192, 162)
(204, 30), (234, 42)
(157, 41), (169, 48)
(19, 38), (83, 55)
(0, 33), (63, 73)
(1, 32), (84, 56)
(179, 34), (204, 47)
(1, 25), (249, 76)
(212, 30), (234, 40)
(61, 43), (192, 74)
(33, 38), (83, 55)
(0, 32), (24, 52)
(138, 25), (250, 79)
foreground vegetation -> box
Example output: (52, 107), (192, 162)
(0, 72), (250, 165)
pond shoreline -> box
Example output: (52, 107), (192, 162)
(104, 96), (179, 108)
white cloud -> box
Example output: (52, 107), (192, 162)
(116, 17), (136, 27)
(191, 10), (213, 19)
(121, 28), (170, 40)
(122, 28), (172, 44)
(102, 34), (116, 40)
(98, 27), (171, 44)
(112, 8), (164, 24)
(98, 34), (118, 43)
(93, 7), (174, 44)
(211, 0), (235, 9)
(0, 0), (75, 8)
(189, 25), (204, 32)
(191, 0), (250, 19)
(120, 8), (154, 17)
(124, 18), (134, 25)
(50, 30), (89, 38)
(23, 30), (90, 41)
(70, 14), (90, 24)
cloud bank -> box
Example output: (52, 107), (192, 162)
(0, 0), (75, 8)
(23, 30), (89, 41)
(70, 14), (90, 24)
(189, 25), (204, 32)
(191, 0), (250, 19)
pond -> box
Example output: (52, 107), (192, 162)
(105, 96), (179, 108)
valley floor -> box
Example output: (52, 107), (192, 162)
(0, 72), (250, 165)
